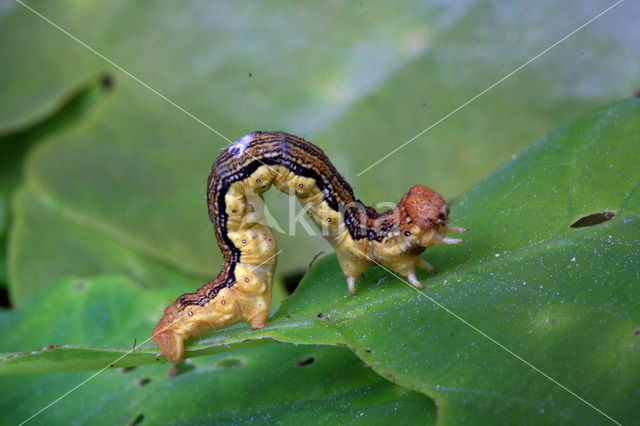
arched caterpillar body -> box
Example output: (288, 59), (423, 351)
(153, 131), (467, 362)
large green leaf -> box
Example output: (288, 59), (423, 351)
(0, 278), (434, 424)
(2, 345), (436, 425)
(4, 1), (639, 303)
(193, 99), (639, 424)
(4, 100), (638, 424)
(0, 275), (263, 374)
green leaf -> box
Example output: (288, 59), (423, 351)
(2, 345), (436, 425)
(3, 100), (638, 424)
(9, 186), (209, 304)
(4, 1), (639, 303)
(0, 275), (173, 354)
(174, 100), (640, 423)
(0, 277), (435, 424)
(0, 275), (268, 374)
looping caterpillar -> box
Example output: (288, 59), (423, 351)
(153, 131), (467, 362)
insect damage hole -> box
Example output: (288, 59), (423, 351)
(216, 358), (243, 369)
(134, 378), (152, 387)
(127, 413), (145, 426)
(100, 72), (115, 91)
(296, 357), (315, 366)
(570, 211), (615, 228)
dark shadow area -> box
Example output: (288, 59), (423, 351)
(168, 360), (196, 377)
(282, 269), (305, 295)
(0, 73), (113, 298)
(0, 287), (10, 308)
(0, 75), (112, 200)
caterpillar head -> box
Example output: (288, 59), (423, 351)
(402, 185), (466, 247)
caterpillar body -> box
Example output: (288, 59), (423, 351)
(153, 131), (466, 363)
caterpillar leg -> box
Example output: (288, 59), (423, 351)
(419, 258), (437, 274)
(446, 225), (468, 233)
(442, 224), (468, 245)
(248, 310), (269, 329)
(407, 273), (425, 289)
(442, 237), (465, 244)
(347, 276), (358, 296)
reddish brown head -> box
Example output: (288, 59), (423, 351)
(402, 185), (449, 230)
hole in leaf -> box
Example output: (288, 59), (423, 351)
(168, 360), (196, 377)
(282, 269), (305, 294)
(100, 72), (115, 90)
(570, 211), (615, 228)
(215, 358), (243, 369)
(72, 281), (88, 292)
(127, 413), (145, 426)
(135, 378), (151, 387)
(297, 357), (315, 367)
(120, 366), (137, 373)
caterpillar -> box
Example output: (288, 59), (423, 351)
(153, 131), (467, 363)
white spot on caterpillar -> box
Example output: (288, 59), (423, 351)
(229, 133), (254, 157)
